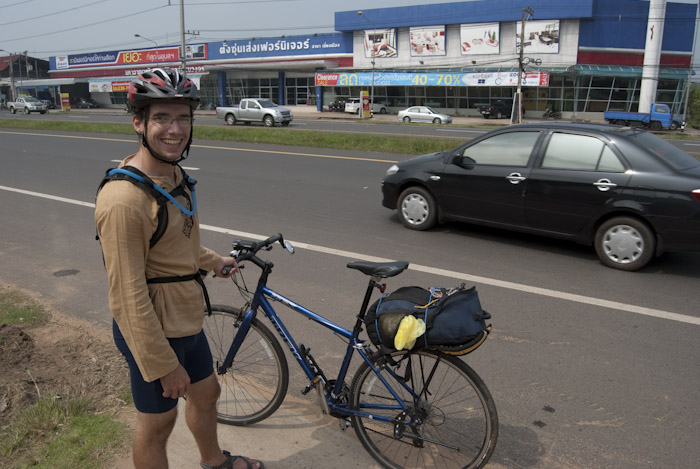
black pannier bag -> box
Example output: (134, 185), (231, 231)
(365, 284), (492, 355)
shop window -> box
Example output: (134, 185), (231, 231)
(591, 76), (614, 88)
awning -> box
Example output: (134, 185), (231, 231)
(15, 77), (87, 88)
(572, 64), (694, 79)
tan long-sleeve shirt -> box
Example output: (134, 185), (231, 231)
(95, 156), (220, 382)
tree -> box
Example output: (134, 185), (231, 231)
(688, 83), (700, 129)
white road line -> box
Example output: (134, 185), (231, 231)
(109, 160), (199, 170)
(2, 184), (699, 326)
(0, 185), (95, 208)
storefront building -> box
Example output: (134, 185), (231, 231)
(328, 0), (696, 118)
(47, 33), (352, 110)
(42, 0), (695, 119)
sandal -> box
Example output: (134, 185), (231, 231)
(200, 450), (265, 469)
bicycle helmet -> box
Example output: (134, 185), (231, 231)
(128, 68), (199, 165)
(128, 68), (200, 111)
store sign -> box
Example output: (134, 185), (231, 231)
(460, 23), (500, 55)
(211, 33), (351, 60)
(516, 20), (560, 54)
(410, 26), (446, 56)
(315, 71), (549, 87)
(52, 45), (207, 70)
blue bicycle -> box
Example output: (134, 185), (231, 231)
(204, 234), (498, 469)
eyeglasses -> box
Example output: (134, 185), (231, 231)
(149, 115), (193, 127)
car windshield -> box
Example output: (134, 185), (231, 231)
(25, 97), (40, 103)
(627, 131), (700, 171)
(257, 99), (278, 108)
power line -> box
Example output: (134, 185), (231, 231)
(0, 0), (34, 8)
(0, 0), (109, 26)
(0, 4), (169, 43)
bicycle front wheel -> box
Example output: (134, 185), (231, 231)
(350, 349), (498, 469)
(203, 305), (289, 425)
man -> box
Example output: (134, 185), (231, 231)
(95, 68), (263, 469)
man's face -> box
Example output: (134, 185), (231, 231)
(134, 102), (192, 162)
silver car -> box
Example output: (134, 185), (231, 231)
(398, 106), (452, 124)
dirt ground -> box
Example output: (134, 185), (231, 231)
(0, 288), (133, 465)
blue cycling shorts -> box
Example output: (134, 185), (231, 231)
(113, 320), (214, 414)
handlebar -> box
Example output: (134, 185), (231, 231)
(221, 233), (294, 275)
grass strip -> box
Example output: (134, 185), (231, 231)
(0, 118), (460, 155)
(0, 286), (48, 326)
(0, 397), (129, 469)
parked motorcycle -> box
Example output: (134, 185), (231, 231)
(328, 99), (346, 112)
(542, 107), (561, 119)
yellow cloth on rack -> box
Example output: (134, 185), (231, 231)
(394, 315), (426, 350)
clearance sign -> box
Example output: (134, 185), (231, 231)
(316, 71), (549, 87)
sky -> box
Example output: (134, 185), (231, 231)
(0, 0), (454, 60)
(0, 0), (698, 61)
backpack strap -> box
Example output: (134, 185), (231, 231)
(147, 269), (212, 315)
(96, 165), (197, 248)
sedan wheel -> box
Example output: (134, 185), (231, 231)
(403, 116), (411, 123)
(594, 217), (655, 271)
(398, 187), (437, 231)
(432, 117), (441, 124)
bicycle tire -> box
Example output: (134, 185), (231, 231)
(350, 349), (498, 469)
(203, 305), (289, 425)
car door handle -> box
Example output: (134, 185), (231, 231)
(506, 172), (526, 184)
(594, 179), (617, 192)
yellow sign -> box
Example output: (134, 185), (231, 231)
(361, 90), (371, 119)
(60, 93), (71, 111)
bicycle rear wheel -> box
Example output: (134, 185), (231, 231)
(203, 305), (289, 425)
(350, 349), (498, 469)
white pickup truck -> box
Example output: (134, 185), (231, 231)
(216, 98), (293, 127)
(8, 96), (47, 115)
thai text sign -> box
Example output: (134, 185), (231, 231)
(53, 46), (203, 70)
(211, 33), (351, 60)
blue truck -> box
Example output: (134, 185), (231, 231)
(604, 103), (685, 131)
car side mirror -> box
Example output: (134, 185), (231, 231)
(454, 154), (476, 167)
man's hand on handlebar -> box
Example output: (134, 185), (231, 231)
(215, 256), (239, 278)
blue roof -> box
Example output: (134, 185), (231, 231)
(335, 0), (595, 31)
(578, 1), (696, 52)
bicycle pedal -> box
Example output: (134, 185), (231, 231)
(338, 418), (352, 432)
(301, 382), (315, 395)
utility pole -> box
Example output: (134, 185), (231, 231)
(357, 11), (377, 119)
(180, 0), (186, 72)
(513, 7), (534, 124)
(639, 0), (667, 114)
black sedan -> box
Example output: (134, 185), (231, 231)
(381, 122), (700, 271)
(75, 98), (99, 109)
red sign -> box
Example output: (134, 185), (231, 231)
(116, 48), (181, 66)
(111, 81), (131, 92)
(315, 73), (340, 86)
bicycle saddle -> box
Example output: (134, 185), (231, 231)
(347, 260), (409, 278)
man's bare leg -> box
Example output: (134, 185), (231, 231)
(133, 407), (178, 469)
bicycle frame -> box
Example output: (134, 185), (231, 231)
(217, 275), (419, 422)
